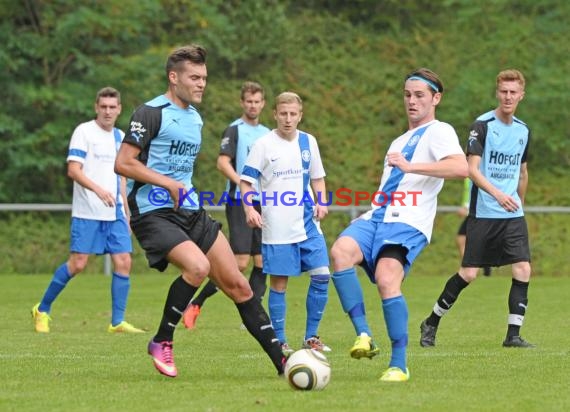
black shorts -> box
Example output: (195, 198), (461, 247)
(225, 201), (262, 255)
(462, 216), (531, 267)
(130, 208), (221, 272)
(457, 217), (468, 236)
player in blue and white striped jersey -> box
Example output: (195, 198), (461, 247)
(240, 91), (331, 354)
(331, 68), (468, 382)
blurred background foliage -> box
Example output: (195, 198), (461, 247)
(0, 0), (568, 274)
(1, 0), (568, 203)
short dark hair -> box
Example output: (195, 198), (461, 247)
(96, 87), (121, 104)
(165, 44), (207, 77)
(241, 81), (264, 100)
(405, 68), (444, 94)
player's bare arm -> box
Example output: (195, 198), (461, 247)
(115, 142), (186, 209)
(216, 154), (241, 185)
(517, 162), (528, 204)
(239, 179), (262, 228)
(468, 155), (519, 212)
(68, 161), (116, 207)
(310, 177), (328, 220)
(387, 152), (467, 179)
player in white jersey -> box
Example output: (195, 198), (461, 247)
(330, 68), (468, 382)
(241, 92), (331, 354)
(31, 87), (143, 334)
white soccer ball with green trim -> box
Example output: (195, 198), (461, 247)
(284, 349), (331, 390)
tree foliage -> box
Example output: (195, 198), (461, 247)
(0, 0), (568, 203)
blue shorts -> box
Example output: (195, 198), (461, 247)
(70, 216), (132, 255)
(339, 220), (427, 282)
(262, 233), (330, 276)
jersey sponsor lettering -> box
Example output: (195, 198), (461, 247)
(488, 150), (521, 166)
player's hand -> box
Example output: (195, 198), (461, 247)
(166, 181), (188, 211)
(245, 208), (263, 228)
(386, 152), (411, 172)
(496, 193), (520, 212)
(96, 189), (116, 207)
(314, 204), (328, 220)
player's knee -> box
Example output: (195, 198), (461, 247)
(112, 254), (132, 274)
(376, 278), (401, 298)
(68, 257), (88, 274)
(512, 262), (531, 281)
(195, 261), (210, 280)
(459, 268), (478, 283)
(184, 260), (211, 284)
(226, 274), (254, 302)
(330, 242), (353, 270)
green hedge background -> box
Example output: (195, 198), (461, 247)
(1, 1), (568, 275)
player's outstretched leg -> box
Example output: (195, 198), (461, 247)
(148, 276), (198, 377)
(236, 296), (287, 375)
(248, 266), (267, 302)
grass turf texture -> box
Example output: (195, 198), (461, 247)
(1, 273), (569, 412)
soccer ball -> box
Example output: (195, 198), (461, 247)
(284, 349), (331, 390)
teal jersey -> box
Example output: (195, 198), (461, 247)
(123, 95), (203, 216)
(219, 118), (270, 199)
(466, 110), (530, 218)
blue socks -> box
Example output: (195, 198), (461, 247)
(332, 268), (371, 336)
(268, 289), (287, 343)
(305, 275), (329, 339)
(111, 272), (130, 326)
(38, 263), (132, 327)
(382, 295), (408, 371)
(39, 263), (72, 313)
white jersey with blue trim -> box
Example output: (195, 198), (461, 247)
(361, 120), (463, 241)
(67, 120), (124, 221)
(241, 130), (326, 245)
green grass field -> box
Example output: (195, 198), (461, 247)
(2, 273), (569, 412)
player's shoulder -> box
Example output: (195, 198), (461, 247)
(258, 123), (271, 133)
(222, 123), (239, 138)
(430, 120), (456, 133)
(130, 96), (171, 119)
(145, 95), (171, 109)
(229, 118), (242, 127)
(70, 120), (98, 140)
(512, 116), (530, 132)
(474, 110), (497, 125)
(423, 120), (458, 140)
(74, 119), (96, 131)
(247, 130), (273, 151)
(259, 129), (277, 142)
(298, 129), (318, 142)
